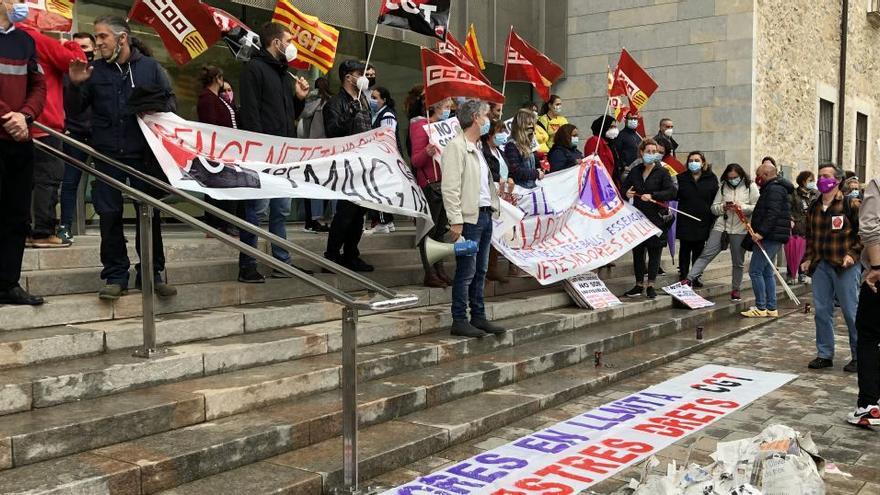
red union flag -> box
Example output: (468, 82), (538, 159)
(23, 0), (74, 32)
(421, 48), (504, 108)
(503, 28), (564, 102)
(612, 49), (658, 111)
(608, 66), (629, 121)
(129, 0), (222, 66)
(436, 32), (489, 84)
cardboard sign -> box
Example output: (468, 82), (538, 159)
(662, 282), (715, 309)
(564, 272), (622, 309)
(382, 365), (796, 495)
(426, 117), (462, 159)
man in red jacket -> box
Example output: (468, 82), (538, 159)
(18, 22), (85, 248)
(0, 0), (48, 304)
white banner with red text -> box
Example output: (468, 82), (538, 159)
(381, 365), (796, 495)
(492, 157), (661, 285)
(138, 112), (434, 235)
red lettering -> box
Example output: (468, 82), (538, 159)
(633, 422), (685, 438)
(579, 444), (638, 464)
(601, 438), (653, 454)
(560, 454), (617, 474)
(696, 398), (739, 408)
(513, 478), (573, 495)
(534, 464), (594, 483)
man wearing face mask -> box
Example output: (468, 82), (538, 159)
(68, 16), (177, 300)
(236, 22), (311, 283)
(654, 118), (678, 158)
(321, 59), (374, 272)
(59, 33), (96, 244)
(801, 164), (862, 373)
(0, 0), (47, 305)
(615, 111), (643, 181)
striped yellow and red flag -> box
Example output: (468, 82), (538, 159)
(23, 0), (75, 32)
(272, 0), (339, 74)
(465, 24), (485, 70)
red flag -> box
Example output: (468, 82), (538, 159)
(437, 32), (489, 84)
(608, 67), (629, 121)
(204, 4), (247, 34)
(612, 49), (658, 111)
(128, 0), (222, 66)
(664, 154), (685, 174)
(503, 28), (563, 102)
(421, 48), (504, 108)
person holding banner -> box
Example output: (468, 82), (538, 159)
(481, 119), (512, 283)
(364, 86), (400, 235)
(411, 96), (454, 287)
(441, 100), (504, 338)
(504, 109), (544, 189)
(621, 138), (677, 299)
(547, 124), (583, 173)
(537, 95), (567, 149)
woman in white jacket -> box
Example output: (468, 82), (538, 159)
(685, 163), (760, 301)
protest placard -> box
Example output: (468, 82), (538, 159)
(662, 282), (715, 309)
(564, 272), (621, 309)
(427, 117), (462, 158)
(381, 365), (796, 495)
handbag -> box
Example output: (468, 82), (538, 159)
(741, 235), (754, 252)
(719, 232), (730, 251)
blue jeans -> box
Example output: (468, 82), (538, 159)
(239, 198), (291, 268)
(748, 240), (781, 310)
(59, 140), (89, 227)
(451, 210), (493, 322)
(812, 261), (860, 360)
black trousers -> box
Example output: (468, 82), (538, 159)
(31, 135), (64, 237)
(0, 140), (34, 291)
(325, 200), (365, 262)
(857, 283), (880, 408)
(418, 182), (448, 271)
(633, 242), (663, 283)
(92, 157), (166, 288)
(678, 239), (705, 279)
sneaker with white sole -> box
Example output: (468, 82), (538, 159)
(741, 307), (768, 318)
(846, 405), (880, 426)
(764, 309), (779, 317)
(363, 223), (392, 235)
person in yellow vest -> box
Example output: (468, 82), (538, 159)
(537, 94), (567, 152)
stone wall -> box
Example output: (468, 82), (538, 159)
(557, 0), (755, 169)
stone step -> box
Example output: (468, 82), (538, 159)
(0, 282), (794, 477)
(20, 229), (418, 271)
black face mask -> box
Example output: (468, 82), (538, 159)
(367, 76), (376, 88)
(84, 51), (95, 62)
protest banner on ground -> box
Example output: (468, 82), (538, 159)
(139, 112), (433, 236)
(381, 365), (796, 495)
(564, 272), (621, 309)
(492, 157), (661, 285)
(662, 282), (715, 309)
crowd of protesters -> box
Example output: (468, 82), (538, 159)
(1, 5), (878, 427)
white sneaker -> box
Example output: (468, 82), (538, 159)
(365, 223), (391, 235)
(846, 405), (880, 426)
(386, 222), (396, 232)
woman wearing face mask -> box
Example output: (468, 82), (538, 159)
(505, 109), (545, 189)
(197, 65), (240, 236)
(684, 163), (760, 301)
(481, 119), (514, 282)
(786, 171), (818, 284)
(410, 97), (454, 287)
(675, 152), (719, 285)
(547, 124), (583, 173)
(584, 115), (619, 182)
(363, 86), (400, 235)
(537, 95), (568, 149)
(621, 139), (678, 299)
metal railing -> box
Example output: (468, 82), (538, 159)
(34, 123), (420, 494)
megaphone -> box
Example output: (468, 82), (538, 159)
(425, 237), (479, 265)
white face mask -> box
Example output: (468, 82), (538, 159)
(553, 105), (562, 114)
(356, 75), (370, 92)
(663, 127), (674, 137)
(284, 43), (298, 62)
(605, 127), (619, 140)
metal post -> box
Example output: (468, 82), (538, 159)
(133, 203), (159, 358)
(340, 306), (360, 494)
(73, 161), (90, 236)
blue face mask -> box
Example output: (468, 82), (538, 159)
(627, 119), (638, 130)
(571, 136), (580, 146)
(440, 109), (451, 121)
(494, 133), (508, 148)
(728, 177), (742, 187)
(8, 2), (28, 23)
(848, 190), (860, 198)
(479, 119), (491, 136)
(368, 98), (379, 114)
(643, 153), (662, 164)
(805, 181), (817, 191)
(688, 161), (702, 173)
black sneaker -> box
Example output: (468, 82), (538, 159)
(692, 279), (704, 288)
(98, 283), (126, 301)
(646, 286), (657, 299)
(471, 318), (505, 335)
(843, 360), (858, 373)
(451, 320), (486, 338)
(623, 285), (644, 298)
(57, 225), (74, 244)
(238, 267), (265, 284)
(347, 257), (375, 272)
(0, 285), (45, 305)
(808, 357), (833, 369)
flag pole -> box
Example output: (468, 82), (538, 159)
(592, 97), (612, 157)
(500, 25), (513, 111)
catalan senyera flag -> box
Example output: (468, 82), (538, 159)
(129, 0), (221, 65)
(611, 49), (658, 111)
(272, 0), (339, 74)
(23, 0), (75, 32)
(437, 32), (489, 84)
(503, 28), (564, 102)
(465, 24), (485, 70)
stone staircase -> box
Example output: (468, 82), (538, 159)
(0, 226), (807, 494)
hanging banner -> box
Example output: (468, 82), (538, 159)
(663, 282), (715, 309)
(564, 272), (622, 310)
(378, 0), (450, 40)
(138, 112), (433, 231)
(382, 365), (796, 495)
(493, 157), (661, 285)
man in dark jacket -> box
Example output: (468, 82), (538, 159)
(653, 118), (678, 158)
(742, 162), (793, 318)
(322, 59), (374, 272)
(236, 21), (310, 283)
(0, 4), (47, 305)
(614, 111), (642, 179)
(71, 16), (177, 300)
